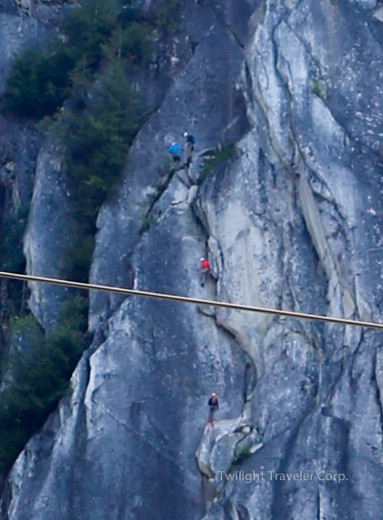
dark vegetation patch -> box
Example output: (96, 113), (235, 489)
(0, 0), (183, 482)
(198, 143), (235, 184)
(0, 298), (87, 476)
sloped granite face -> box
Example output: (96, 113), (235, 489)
(2, 185), (249, 520)
(196, 1), (383, 518)
(23, 140), (74, 329)
(3, 0), (383, 519)
(88, 6), (249, 331)
(0, 2), (68, 328)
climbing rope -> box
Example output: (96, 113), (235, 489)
(0, 270), (382, 330)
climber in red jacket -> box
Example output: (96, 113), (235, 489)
(200, 257), (211, 287)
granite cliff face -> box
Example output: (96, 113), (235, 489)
(2, 0), (383, 518)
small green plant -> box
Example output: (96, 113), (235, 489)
(119, 21), (154, 65)
(62, 232), (95, 283)
(0, 207), (29, 272)
(0, 207), (29, 310)
(156, 0), (183, 33)
(233, 442), (252, 464)
(198, 143), (235, 184)
(61, 0), (117, 69)
(139, 213), (155, 235)
(311, 80), (327, 100)
(157, 155), (172, 176)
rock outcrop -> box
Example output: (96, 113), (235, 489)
(2, 0), (383, 519)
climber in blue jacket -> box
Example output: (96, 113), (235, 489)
(169, 142), (182, 163)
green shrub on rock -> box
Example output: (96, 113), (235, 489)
(4, 46), (75, 119)
(57, 62), (142, 279)
(0, 297), (87, 477)
(199, 144), (235, 184)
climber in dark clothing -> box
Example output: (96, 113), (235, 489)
(184, 132), (195, 169)
(208, 392), (219, 423)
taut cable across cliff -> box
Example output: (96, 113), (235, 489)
(0, 270), (382, 330)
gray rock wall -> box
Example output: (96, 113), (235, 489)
(2, 0), (383, 519)
(0, 3), (66, 333)
(23, 140), (74, 329)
